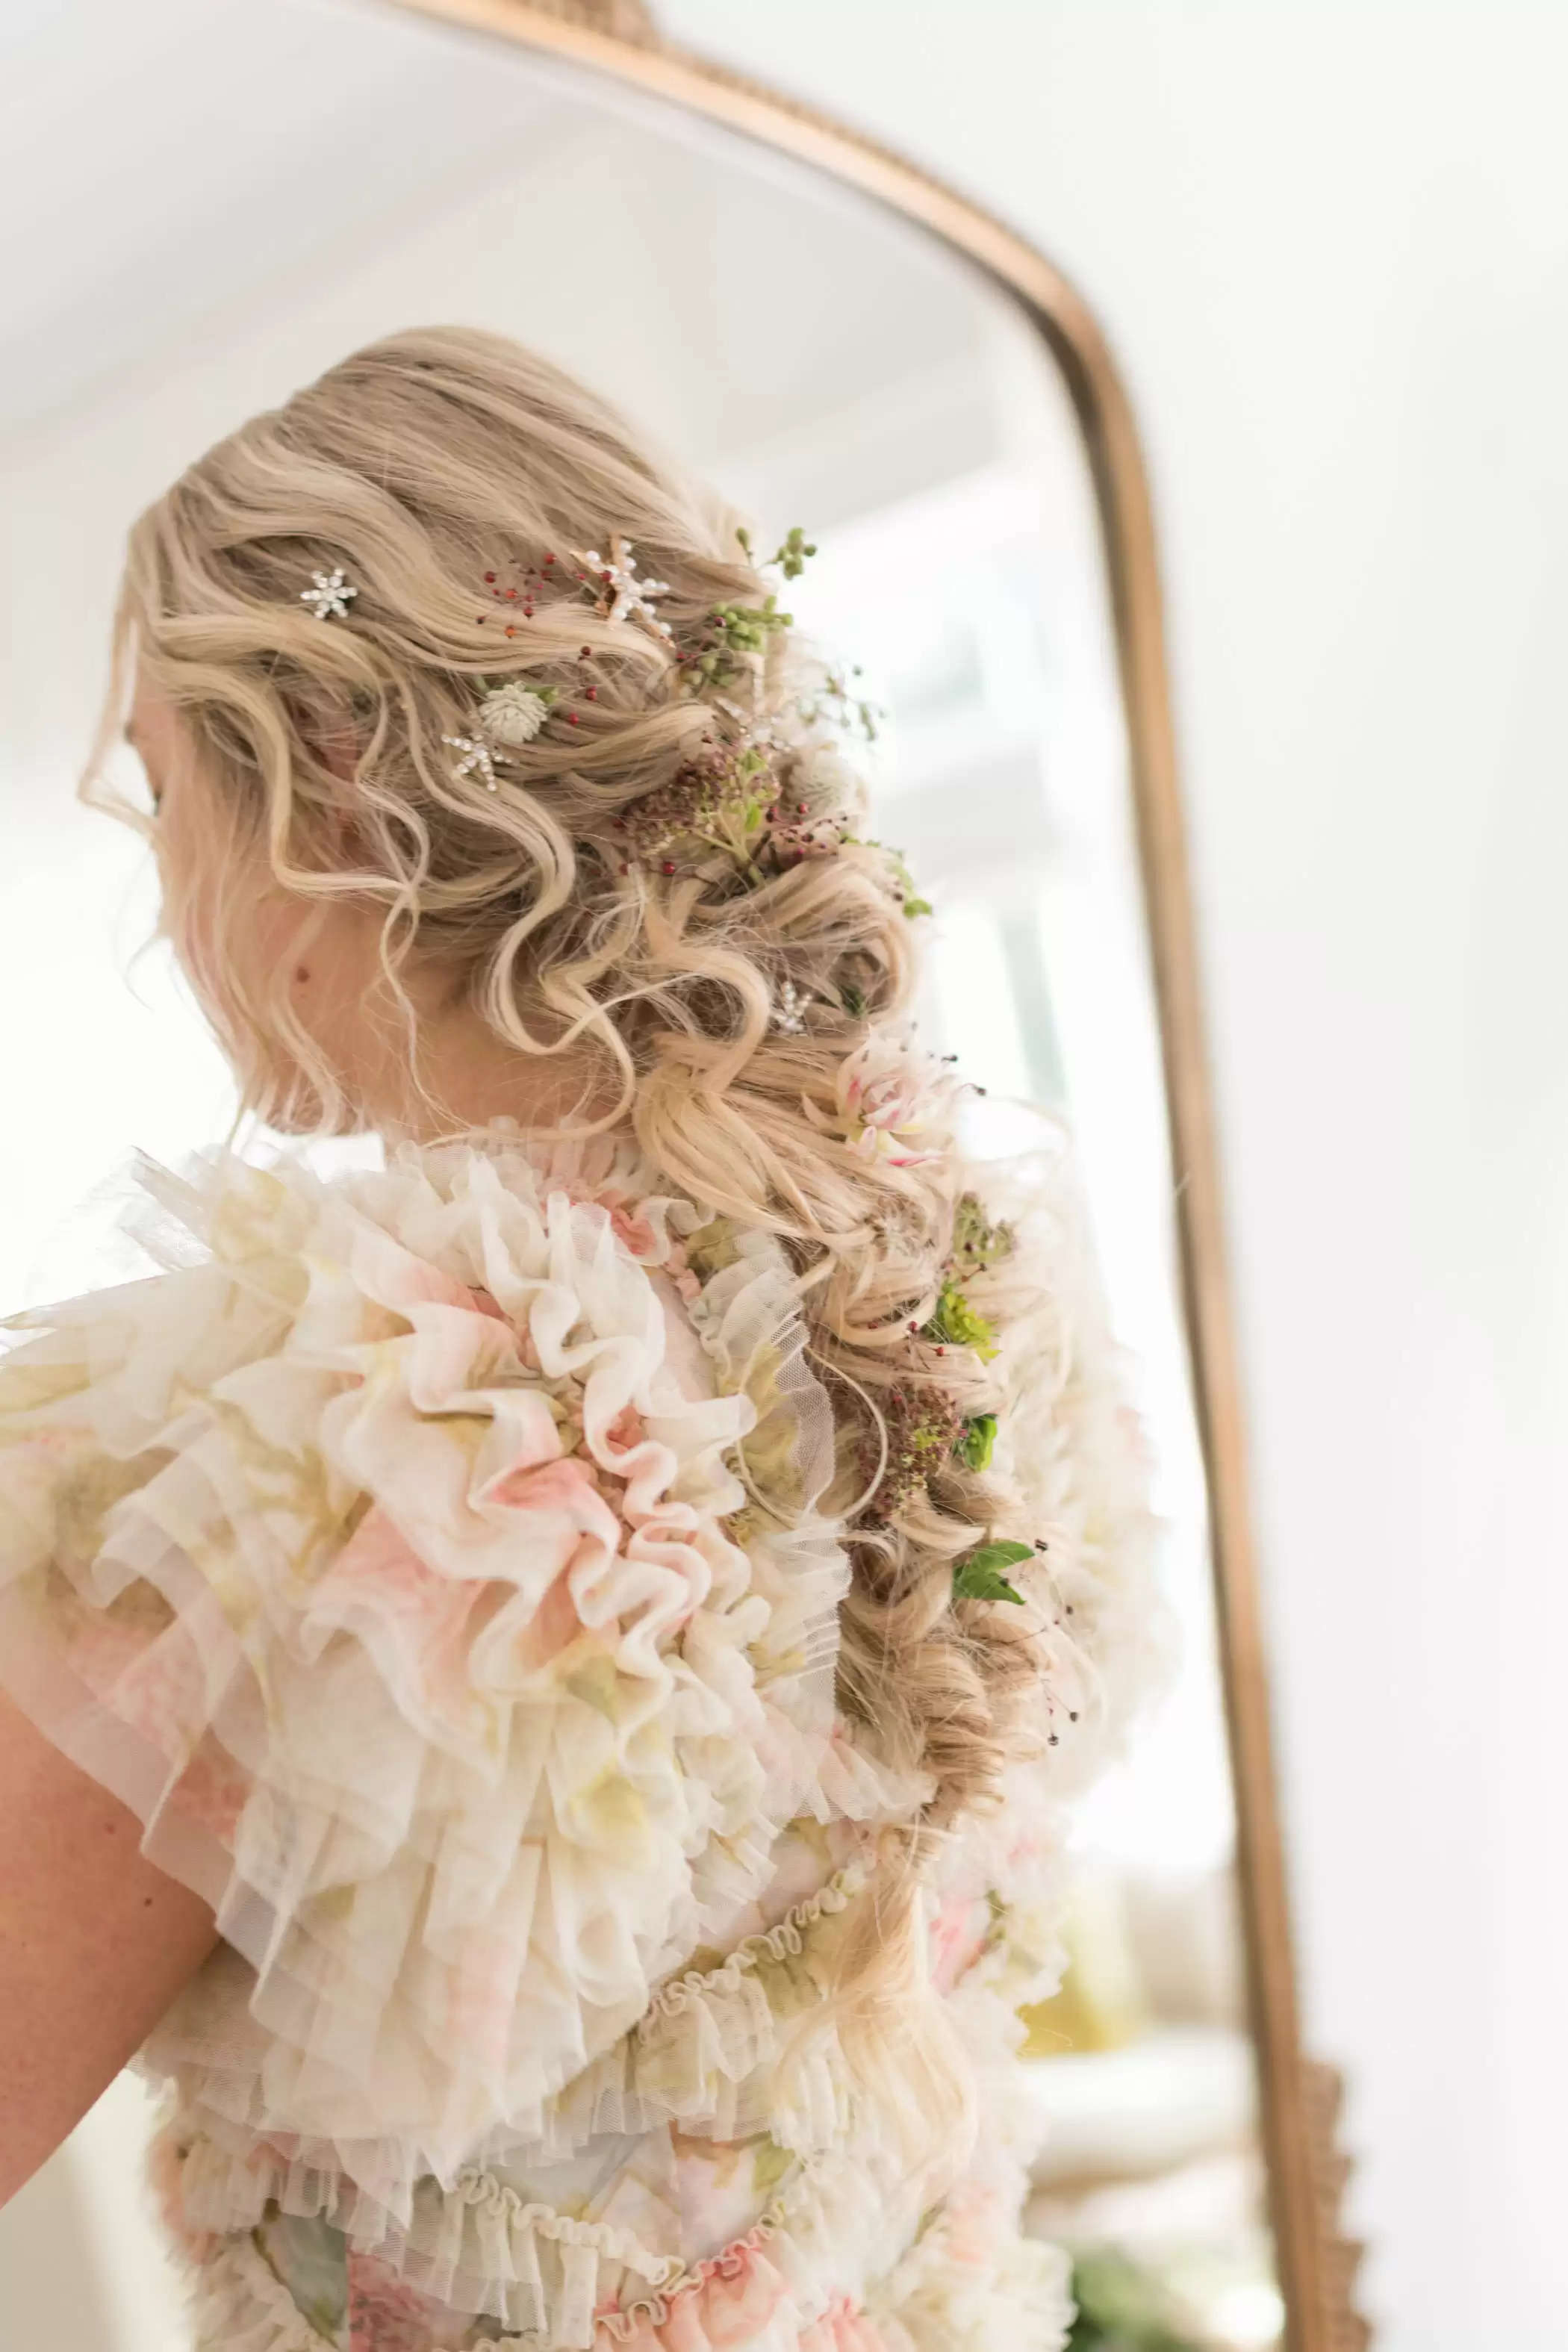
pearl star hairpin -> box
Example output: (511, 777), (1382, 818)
(575, 536), (673, 640)
(444, 732), (500, 791)
(300, 567), (357, 620)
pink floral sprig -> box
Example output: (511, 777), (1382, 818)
(827, 1033), (953, 1169)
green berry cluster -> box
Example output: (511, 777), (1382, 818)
(678, 526), (819, 697)
(922, 1276), (999, 1362)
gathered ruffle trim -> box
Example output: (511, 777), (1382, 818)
(167, 1855), (878, 2326)
(645, 1852), (866, 2018)
(160, 1846), (882, 2244)
(192, 2224), (815, 2352)
(435, 2121), (936, 2346)
(187, 2163), (1074, 2352)
(187, 2177), (685, 2349)
(570, 1851), (872, 2154)
(189, 2236), (331, 2352)
(185, 2135), (921, 2351)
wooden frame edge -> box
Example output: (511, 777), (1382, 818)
(372, 6), (1372, 2341)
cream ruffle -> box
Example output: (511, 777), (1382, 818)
(0, 1137), (913, 2235)
(193, 2225), (815, 2352)
(186, 2135), (923, 2352)
(628, 1854), (869, 2150)
(0, 1122), (1145, 2352)
(189, 2236), (328, 2352)
(167, 1853), (876, 2279)
(178, 2141), (682, 2340)
(177, 2079), (1071, 2352)
(864, 2188), (1074, 2352)
(190, 2197), (1075, 2352)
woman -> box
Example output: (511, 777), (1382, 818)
(0, 327), (1160, 2350)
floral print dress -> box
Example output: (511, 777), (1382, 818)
(0, 1129), (1163, 2352)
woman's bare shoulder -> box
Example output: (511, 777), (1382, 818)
(0, 1687), (215, 2209)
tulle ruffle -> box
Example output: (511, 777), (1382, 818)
(186, 2162), (1074, 2352)
(164, 1851), (876, 2247)
(0, 1138), (910, 2233)
(190, 2236), (327, 2352)
(0, 1124), (1147, 2352)
(862, 2185), (1074, 2352)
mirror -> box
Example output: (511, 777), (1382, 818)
(0, 5), (1355, 2349)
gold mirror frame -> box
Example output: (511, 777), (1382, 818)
(379, 6), (1372, 2342)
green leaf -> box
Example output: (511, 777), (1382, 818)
(924, 1278), (999, 1361)
(967, 1538), (1033, 1568)
(952, 1539), (1033, 1604)
(956, 1413), (998, 1472)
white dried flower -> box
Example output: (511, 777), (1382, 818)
(479, 682), (553, 747)
(772, 979), (809, 1034)
(791, 743), (861, 819)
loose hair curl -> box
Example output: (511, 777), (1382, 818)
(93, 326), (1060, 2183)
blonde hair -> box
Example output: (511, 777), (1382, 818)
(94, 326), (1057, 2183)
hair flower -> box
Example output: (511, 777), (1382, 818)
(771, 978), (809, 1035)
(790, 742), (865, 824)
(479, 682), (557, 745)
(443, 732), (499, 791)
(575, 535), (673, 639)
(832, 1034), (951, 1167)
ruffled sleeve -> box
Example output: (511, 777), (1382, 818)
(0, 1138), (910, 2227)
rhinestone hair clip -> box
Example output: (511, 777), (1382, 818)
(300, 567), (356, 620)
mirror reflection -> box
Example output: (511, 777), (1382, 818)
(1, 10), (1281, 2351)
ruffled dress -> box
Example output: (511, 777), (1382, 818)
(0, 1128), (1164, 2352)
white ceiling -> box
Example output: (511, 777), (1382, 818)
(0, 0), (540, 438)
(0, 0), (997, 462)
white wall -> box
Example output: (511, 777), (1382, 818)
(651, 4), (1568, 2346)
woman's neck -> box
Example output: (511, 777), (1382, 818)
(364, 1001), (623, 1146)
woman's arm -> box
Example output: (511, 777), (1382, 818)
(0, 1687), (217, 2207)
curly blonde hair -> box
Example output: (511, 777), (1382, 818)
(93, 326), (1066, 2176)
